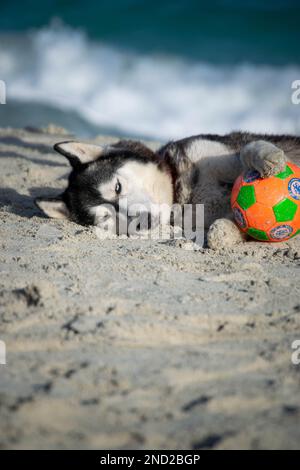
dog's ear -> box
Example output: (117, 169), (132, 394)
(54, 141), (107, 169)
(35, 197), (70, 219)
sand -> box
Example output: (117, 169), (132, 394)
(0, 126), (300, 450)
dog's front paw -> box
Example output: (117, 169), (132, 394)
(240, 140), (287, 178)
(207, 218), (246, 250)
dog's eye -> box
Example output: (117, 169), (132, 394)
(115, 180), (122, 195)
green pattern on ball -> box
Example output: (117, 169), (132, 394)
(275, 165), (294, 180)
(237, 185), (256, 210)
(247, 227), (269, 241)
(291, 229), (300, 239)
(273, 198), (297, 222)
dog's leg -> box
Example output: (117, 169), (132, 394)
(240, 140), (287, 177)
(205, 141), (287, 249)
(200, 140), (288, 185)
(207, 217), (247, 250)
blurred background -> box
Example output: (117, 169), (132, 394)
(0, 0), (299, 140)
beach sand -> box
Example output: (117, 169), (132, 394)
(0, 126), (300, 449)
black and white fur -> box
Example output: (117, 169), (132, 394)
(36, 133), (300, 248)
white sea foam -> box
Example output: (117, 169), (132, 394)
(0, 24), (300, 139)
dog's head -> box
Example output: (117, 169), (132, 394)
(35, 140), (174, 234)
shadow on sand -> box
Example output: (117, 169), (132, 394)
(0, 187), (62, 219)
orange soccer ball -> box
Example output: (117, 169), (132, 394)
(231, 162), (300, 242)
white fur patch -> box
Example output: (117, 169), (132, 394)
(117, 161), (173, 206)
(187, 139), (232, 163)
(91, 161), (173, 229)
(186, 138), (239, 184)
(97, 161), (173, 206)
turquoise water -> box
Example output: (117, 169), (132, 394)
(0, 1), (299, 139)
(1, 0), (299, 65)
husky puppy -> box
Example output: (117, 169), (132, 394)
(36, 133), (300, 249)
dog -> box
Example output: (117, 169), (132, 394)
(36, 133), (300, 249)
